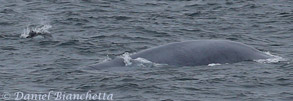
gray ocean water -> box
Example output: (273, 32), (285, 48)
(0, 0), (292, 101)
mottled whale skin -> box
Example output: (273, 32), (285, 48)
(86, 40), (271, 70)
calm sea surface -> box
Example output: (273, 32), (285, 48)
(0, 0), (292, 101)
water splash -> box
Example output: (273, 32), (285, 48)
(20, 24), (52, 38)
(32, 25), (52, 33)
(121, 52), (133, 66)
(119, 52), (160, 67)
(20, 26), (30, 38)
(255, 52), (286, 63)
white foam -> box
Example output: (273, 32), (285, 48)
(254, 52), (285, 63)
(111, 51), (284, 68)
(208, 63), (221, 66)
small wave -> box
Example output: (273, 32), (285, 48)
(255, 52), (286, 63)
(20, 24), (52, 38)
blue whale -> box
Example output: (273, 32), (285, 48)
(85, 40), (271, 70)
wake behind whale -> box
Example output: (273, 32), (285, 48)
(85, 40), (272, 70)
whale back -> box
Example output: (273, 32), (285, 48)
(130, 40), (270, 66)
(87, 40), (271, 69)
